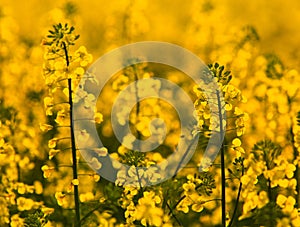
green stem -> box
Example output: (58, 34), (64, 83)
(133, 65), (143, 188)
(228, 164), (244, 227)
(62, 41), (81, 225)
(63, 42), (70, 67)
(166, 202), (183, 226)
(262, 141), (273, 202)
(170, 184), (220, 215)
(172, 135), (199, 179)
(290, 126), (300, 207)
(216, 90), (226, 227)
(68, 78), (81, 227)
(80, 205), (101, 225)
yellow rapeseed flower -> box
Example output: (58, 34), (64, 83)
(41, 165), (55, 178)
(55, 192), (66, 206)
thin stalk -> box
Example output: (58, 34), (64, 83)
(221, 140), (226, 227)
(295, 158), (300, 208)
(166, 202), (183, 226)
(290, 126), (300, 207)
(170, 185), (220, 215)
(227, 165), (244, 227)
(133, 65), (143, 188)
(80, 205), (101, 225)
(171, 195), (186, 214)
(62, 40), (81, 226)
(172, 135), (199, 179)
(62, 42), (70, 67)
(68, 78), (81, 226)
(262, 141), (273, 202)
(216, 90), (226, 227)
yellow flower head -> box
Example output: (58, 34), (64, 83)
(55, 191), (66, 206)
(41, 165), (55, 178)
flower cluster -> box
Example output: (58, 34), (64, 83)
(41, 22), (105, 226)
(1, 0), (300, 226)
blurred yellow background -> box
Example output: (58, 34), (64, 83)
(1, 1), (300, 226)
(1, 0), (299, 67)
